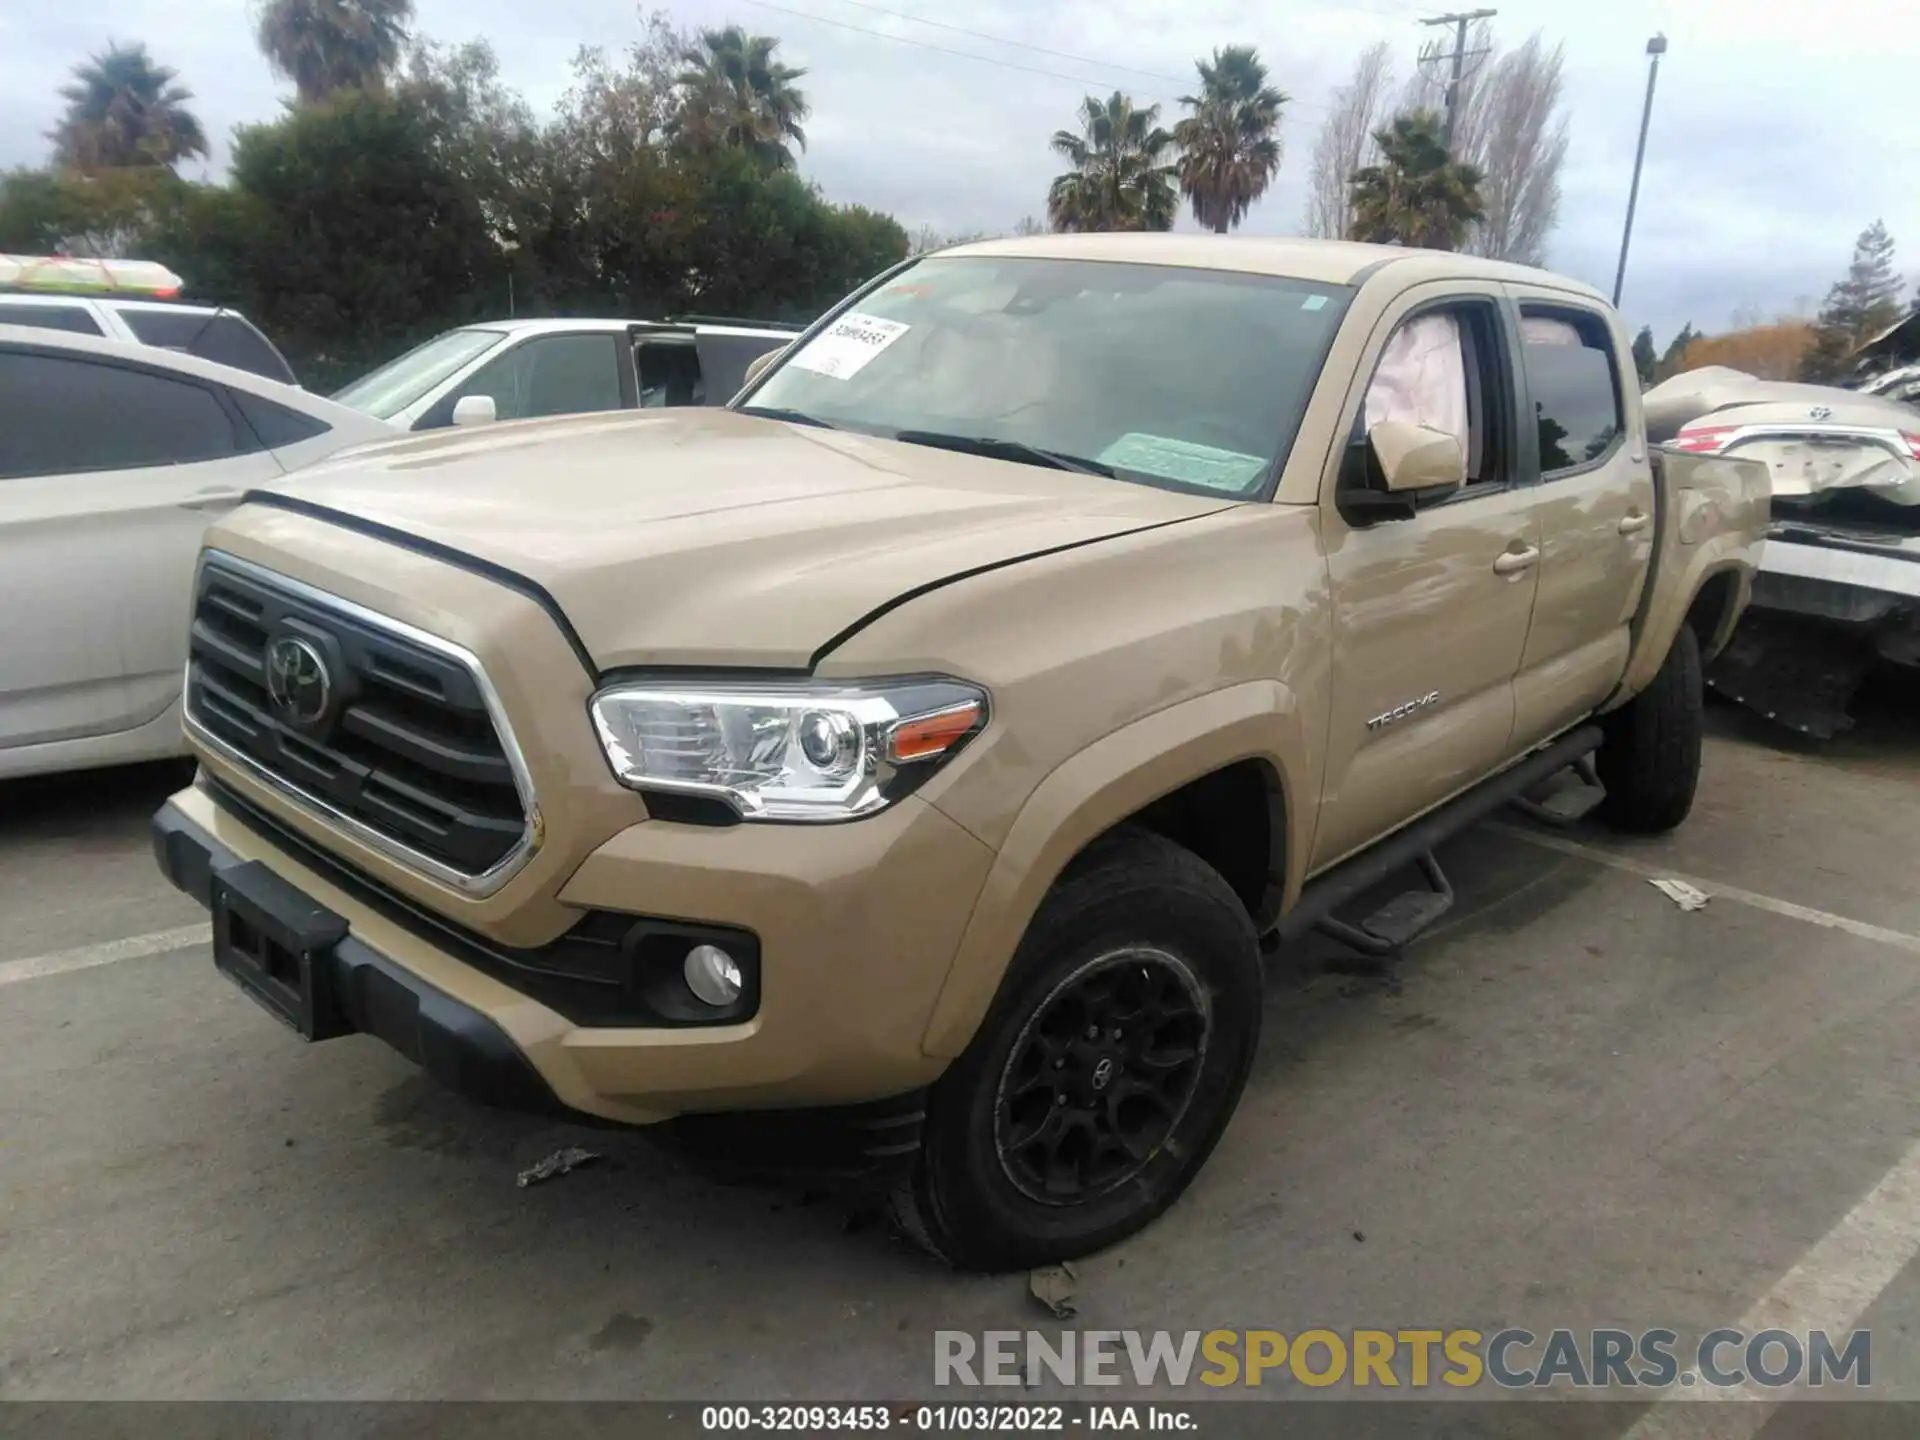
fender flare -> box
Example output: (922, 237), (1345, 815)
(918, 680), (1312, 1059)
(1605, 547), (1754, 711)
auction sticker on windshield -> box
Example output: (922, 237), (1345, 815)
(789, 312), (910, 379)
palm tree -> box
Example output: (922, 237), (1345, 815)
(254, 0), (415, 106)
(671, 26), (809, 170)
(49, 43), (209, 173)
(1173, 45), (1287, 234)
(1348, 110), (1484, 251)
(1047, 92), (1176, 233)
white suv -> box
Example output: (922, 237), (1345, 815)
(330, 317), (799, 430)
(0, 291), (298, 386)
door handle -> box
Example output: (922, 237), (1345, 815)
(1618, 511), (1652, 535)
(1493, 545), (1540, 576)
(177, 490), (244, 513)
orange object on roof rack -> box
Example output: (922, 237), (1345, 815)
(0, 253), (184, 299)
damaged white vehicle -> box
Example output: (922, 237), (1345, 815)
(1644, 365), (1920, 736)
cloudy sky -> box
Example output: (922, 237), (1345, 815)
(4, 0), (1917, 344)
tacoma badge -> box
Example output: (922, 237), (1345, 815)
(1366, 692), (1441, 731)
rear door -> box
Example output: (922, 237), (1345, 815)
(1311, 283), (1541, 871)
(1503, 291), (1656, 749)
(0, 346), (283, 750)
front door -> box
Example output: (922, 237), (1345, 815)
(0, 345), (281, 752)
(1310, 285), (1541, 872)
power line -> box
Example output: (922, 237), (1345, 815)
(822, 0), (1189, 85)
(742, 0), (1187, 101)
(745, 0), (1348, 115)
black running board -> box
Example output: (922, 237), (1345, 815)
(1271, 725), (1605, 948)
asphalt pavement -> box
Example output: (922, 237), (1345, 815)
(1, 692), (1915, 1435)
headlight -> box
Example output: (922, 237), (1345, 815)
(589, 676), (988, 821)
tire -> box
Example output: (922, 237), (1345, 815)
(1596, 622), (1704, 834)
(893, 828), (1262, 1272)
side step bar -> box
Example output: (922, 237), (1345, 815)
(1508, 751), (1607, 828)
(1271, 725), (1605, 951)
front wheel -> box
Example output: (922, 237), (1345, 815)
(1596, 623), (1704, 834)
(893, 828), (1262, 1272)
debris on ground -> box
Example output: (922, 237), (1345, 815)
(1029, 1262), (1079, 1319)
(516, 1146), (603, 1188)
(1648, 878), (1711, 912)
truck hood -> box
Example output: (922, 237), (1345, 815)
(258, 408), (1240, 670)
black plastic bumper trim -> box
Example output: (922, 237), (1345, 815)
(153, 799), (572, 1119)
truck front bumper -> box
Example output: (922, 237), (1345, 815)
(153, 796), (567, 1117)
(152, 779), (991, 1127)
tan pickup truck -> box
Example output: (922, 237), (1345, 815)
(152, 236), (1768, 1271)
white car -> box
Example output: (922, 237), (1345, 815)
(0, 326), (396, 780)
(0, 291), (299, 386)
(330, 317), (799, 430)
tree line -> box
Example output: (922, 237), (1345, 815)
(1, 6), (907, 388)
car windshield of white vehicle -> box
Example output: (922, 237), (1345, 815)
(739, 257), (1353, 498)
(332, 328), (507, 418)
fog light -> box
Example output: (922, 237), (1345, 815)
(683, 943), (744, 1007)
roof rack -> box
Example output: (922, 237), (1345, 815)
(0, 254), (184, 299)
(668, 313), (808, 332)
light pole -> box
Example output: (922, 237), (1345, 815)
(1612, 33), (1667, 308)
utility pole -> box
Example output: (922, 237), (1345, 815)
(1612, 34), (1668, 309)
(1419, 9), (1497, 154)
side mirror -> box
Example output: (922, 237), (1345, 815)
(742, 346), (787, 390)
(451, 394), (498, 428)
(1369, 420), (1466, 493)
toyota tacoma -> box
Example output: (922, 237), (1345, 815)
(152, 236), (1768, 1271)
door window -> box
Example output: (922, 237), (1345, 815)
(0, 350), (245, 479)
(1364, 312), (1469, 459)
(1351, 301), (1511, 498)
(0, 302), (104, 336)
(1519, 307), (1624, 476)
(447, 333), (625, 422)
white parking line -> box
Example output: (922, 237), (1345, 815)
(1487, 823), (1920, 958)
(0, 924), (210, 989)
(1619, 1136), (1920, 1438)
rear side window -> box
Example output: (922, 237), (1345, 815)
(0, 303), (104, 336)
(1520, 307), (1624, 476)
(194, 316), (296, 383)
(116, 308), (203, 349)
(232, 389), (330, 448)
(117, 307), (296, 383)
(0, 350), (245, 479)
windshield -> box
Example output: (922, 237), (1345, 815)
(332, 328), (506, 419)
(740, 257), (1352, 498)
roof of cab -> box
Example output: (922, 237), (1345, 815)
(936, 233), (1606, 302)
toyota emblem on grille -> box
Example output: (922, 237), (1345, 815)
(1809, 405), (1833, 420)
(265, 636), (332, 726)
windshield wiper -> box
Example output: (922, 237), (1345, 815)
(889, 430), (1115, 477)
(737, 405), (837, 430)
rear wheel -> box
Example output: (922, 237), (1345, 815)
(1597, 623), (1704, 833)
(893, 828), (1262, 1272)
